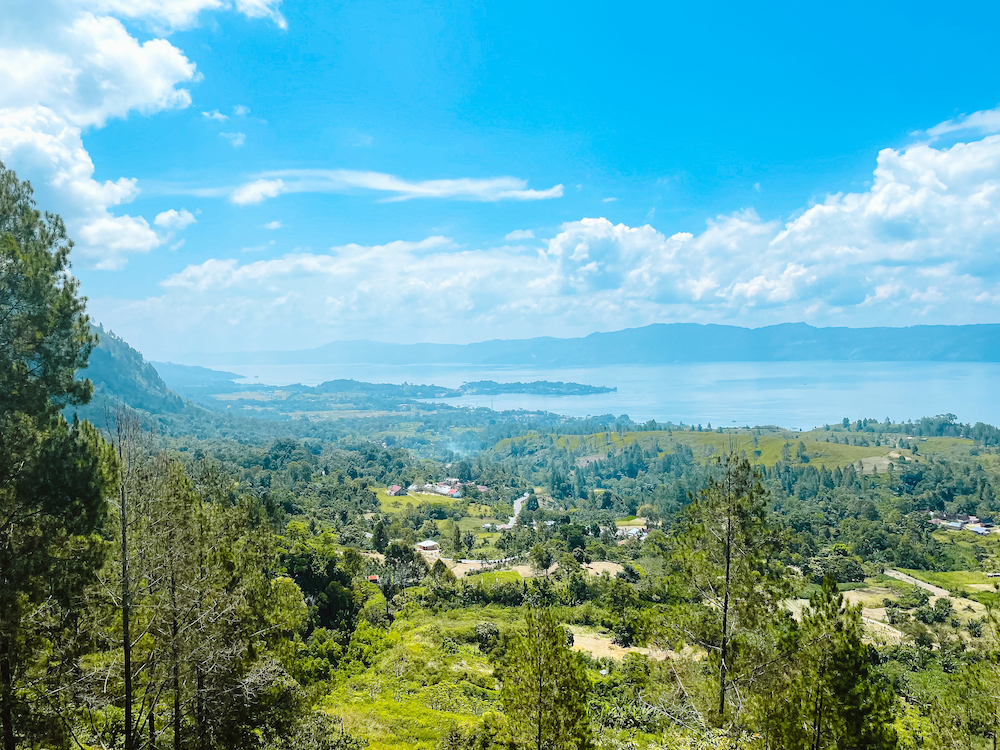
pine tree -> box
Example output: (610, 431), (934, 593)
(0, 162), (111, 750)
(500, 607), (593, 750)
(671, 448), (788, 717)
(753, 577), (898, 749)
(372, 521), (389, 553)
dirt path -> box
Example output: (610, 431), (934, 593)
(885, 569), (950, 598)
(861, 615), (908, 644)
(569, 632), (675, 661)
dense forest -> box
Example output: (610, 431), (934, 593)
(9, 159), (1000, 750)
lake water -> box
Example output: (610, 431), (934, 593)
(196, 360), (1000, 429)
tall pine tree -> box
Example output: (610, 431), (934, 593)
(500, 607), (592, 750)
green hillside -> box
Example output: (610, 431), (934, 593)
(71, 324), (185, 420)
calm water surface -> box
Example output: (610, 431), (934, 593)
(197, 361), (1000, 429)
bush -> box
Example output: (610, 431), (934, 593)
(897, 586), (931, 610)
(273, 711), (368, 750)
(475, 621), (501, 652)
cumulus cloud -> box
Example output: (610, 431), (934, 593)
(505, 229), (534, 240)
(154, 208), (196, 229)
(263, 220), (282, 229)
(0, 0), (282, 268)
(229, 169), (564, 204)
(92, 129), (1000, 356)
(231, 178), (285, 204)
(202, 109), (228, 121)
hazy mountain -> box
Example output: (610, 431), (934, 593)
(189, 322), (1000, 366)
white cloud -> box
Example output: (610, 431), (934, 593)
(77, 214), (161, 269)
(263, 220), (283, 229)
(85, 0), (286, 31)
(925, 105), (1000, 139)
(220, 131), (246, 147)
(0, 106), (161, 268)
(233, 104), (250, 116)
(154, 208), (196, 230)
(505, 229), (534, 240)
(231, 178), (285, 204)
(0, 0), (281, 268)
(93, 127), (1000, 356)
(0, 12), (197, 129)
(602, 197), (618, 203)
(232, 0), (287, 29)
(228, 169), (564, 204)
(202, 109), (228, 121)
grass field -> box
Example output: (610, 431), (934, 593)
(525, 429), (915, 470)
(326, 692), (475, 750)
(896, 568), (1000, 607)
(466, 570), (522, 585)
(897, 569), (991, 588)
(376, 489), (465, 513)
(920, 437), (977, 453)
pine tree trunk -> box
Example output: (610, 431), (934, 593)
(171, 566), (181, 750)
(1, 638), (15, 750)
(811, 660), (826, 750)
(718, 493), (733, 716)
(536, 640), (543, 750)
(196, 505), (206, 750)
(121, 476), (133, 750)
(196, 668), (205, 750)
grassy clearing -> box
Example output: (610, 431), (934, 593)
(376, 489), (464, 513)
(921, 437), (976, 453)
(898, 569), (991, 588)
(318, 607), (529, 750)
(325, 693), (475, 750)
(542, 429), (914, 470)
(897, 568), (1000, 607)
(466, 571), (522, 585)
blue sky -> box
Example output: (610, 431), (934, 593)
(4, 0), (1000, 360)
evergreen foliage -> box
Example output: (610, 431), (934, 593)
(500, 608), (593, 750)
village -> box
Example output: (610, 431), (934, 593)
(376, 478), (650, 578)
(928, 512), (1000, 536)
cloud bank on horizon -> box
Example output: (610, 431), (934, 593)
(100, 124), (1000, 356)
(4, 1), (1000, 359)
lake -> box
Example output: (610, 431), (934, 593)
(196, 360), (1000, 429)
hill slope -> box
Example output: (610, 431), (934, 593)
(72, 325), (185, 420)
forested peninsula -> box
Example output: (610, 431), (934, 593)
(8, 161), (1000, 750)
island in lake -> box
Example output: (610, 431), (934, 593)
(144, 364), (616, 420)
(455, 380), (616, 396)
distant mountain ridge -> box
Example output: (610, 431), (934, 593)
(188, 323), (1000, 366)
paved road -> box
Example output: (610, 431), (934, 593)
(512, 492), (528, 520)
(885, 569), (950, 598)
